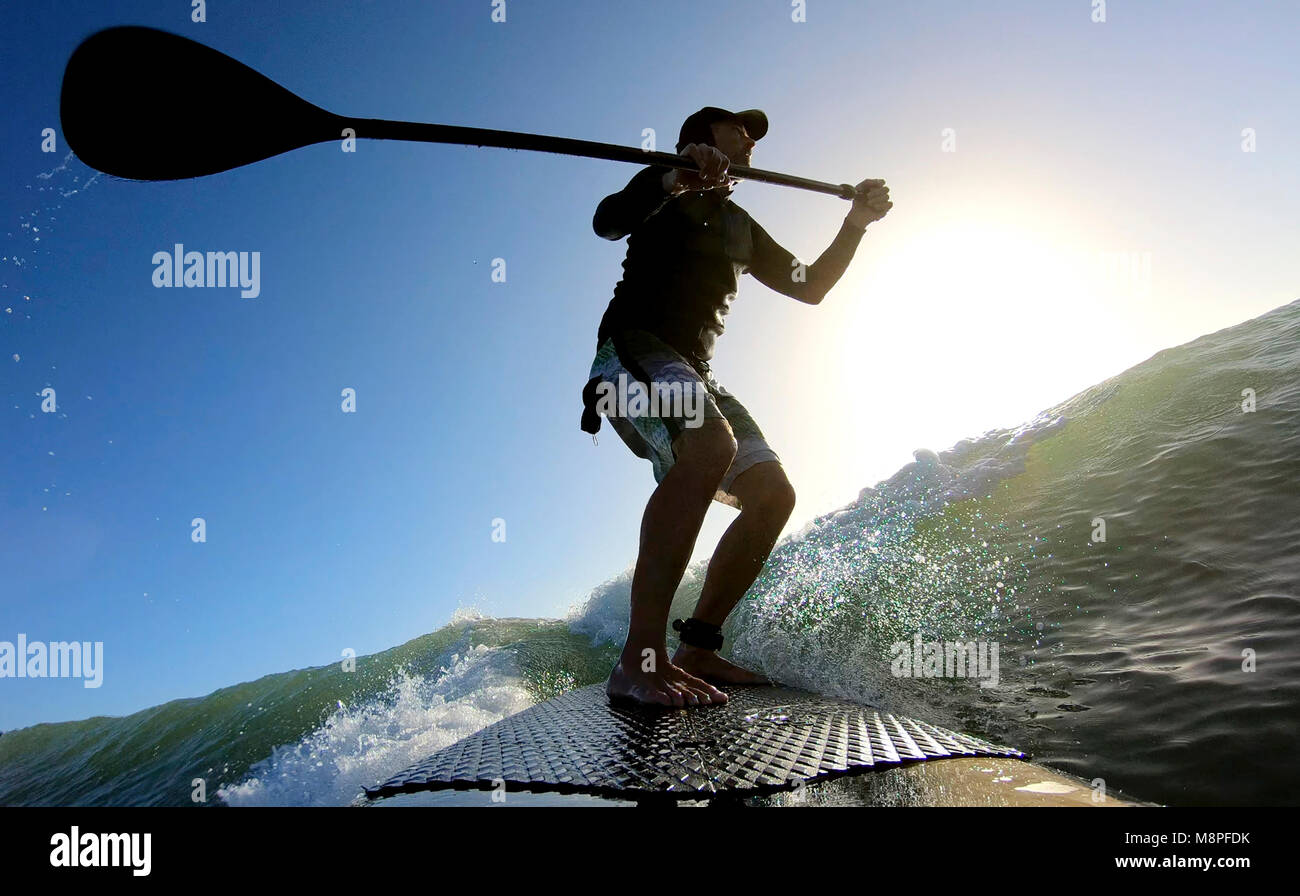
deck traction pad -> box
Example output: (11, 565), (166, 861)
(366, 683), (1023, 802)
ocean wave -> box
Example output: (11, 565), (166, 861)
(219, 645), (534, 807)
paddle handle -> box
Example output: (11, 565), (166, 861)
(343, 117), (861, 200)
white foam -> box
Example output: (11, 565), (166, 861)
(218, 645), (534, 807)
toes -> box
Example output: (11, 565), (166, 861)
(705, 683), (728, 703)
(678, 670), (727, 700)
(691, 682), (725, 702)
(682, 685), (715, 705)
(671, 684), (701, 706)
(650, 688), (677, 707)
(676, 676), (725, 705)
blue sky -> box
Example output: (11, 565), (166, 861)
(2, 0), (1297, 730)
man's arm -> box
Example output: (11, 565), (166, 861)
(747, 178), (892, 304)
(747, 216), (867, 305)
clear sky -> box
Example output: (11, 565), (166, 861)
(2, 0), (1297, 730)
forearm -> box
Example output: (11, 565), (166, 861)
(800, 217), (868, 303)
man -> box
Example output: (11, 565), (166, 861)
(581, 107), (891, 707)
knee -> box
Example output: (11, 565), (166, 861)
(763, 478), (797, 522)
(744, 473), (796, 522)
(675, 421), (737, 480)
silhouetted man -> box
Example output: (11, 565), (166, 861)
(582, 107), (891, 706)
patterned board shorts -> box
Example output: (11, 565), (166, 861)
(584, 329), (780, 508)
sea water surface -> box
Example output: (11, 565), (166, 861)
(2, 300), (1297, 806)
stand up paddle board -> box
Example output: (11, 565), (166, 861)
(365, 683), (1033, 805)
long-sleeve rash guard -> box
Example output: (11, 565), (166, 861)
(593, 164), (867, 364)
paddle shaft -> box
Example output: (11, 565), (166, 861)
(344, 117), (861, 200)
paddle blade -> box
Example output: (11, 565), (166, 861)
(60, 26), (342, 181)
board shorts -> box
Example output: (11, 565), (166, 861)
(581, 329), (780, 508)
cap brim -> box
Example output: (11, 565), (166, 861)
(733, 109), (768, 142)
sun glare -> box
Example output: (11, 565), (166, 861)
(783, 213), (1149, 515)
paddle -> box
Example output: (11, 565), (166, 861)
(60, 26), (861, 198)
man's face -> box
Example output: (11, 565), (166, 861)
(709, 120), (755, 165)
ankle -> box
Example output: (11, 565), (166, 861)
(618, 644), (668, 669)
(674, 642), (714, 656)
(671, 617), (724, 651)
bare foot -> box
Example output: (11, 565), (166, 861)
(606, 653), (729, 707)
(672, 644), (771, 685)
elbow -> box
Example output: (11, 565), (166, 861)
(802, 272), (848, 305)
(800, 285), (829, 306)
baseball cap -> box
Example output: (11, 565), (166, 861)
(675, 107), (769, 153)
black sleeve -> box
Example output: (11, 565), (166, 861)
(747, 215), (867, 304)
(593, 166), (675, 240)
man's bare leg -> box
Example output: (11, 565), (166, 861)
(673, 461), (795, 684)
(606, 420), (737, 707)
